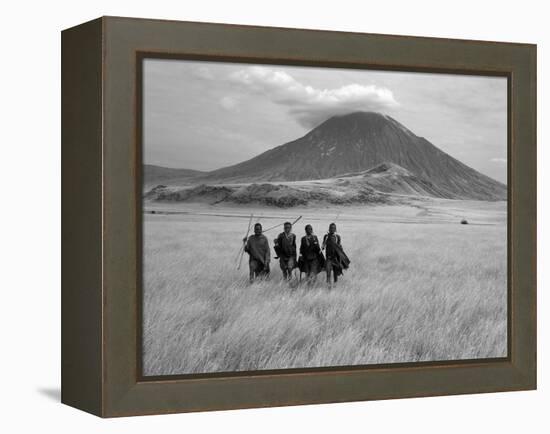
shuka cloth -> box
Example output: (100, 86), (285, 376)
(245, 234), (271, 265)
(274, 232), (297, 259)
(322, 233), (350, 277)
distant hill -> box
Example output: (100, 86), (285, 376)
(143, 164), (205, 187)
(144, 161), (499, 208)
(199, 112), (506, 201)
(144, 175), (391, 208)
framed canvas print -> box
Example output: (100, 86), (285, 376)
(61, 16), (536, 417)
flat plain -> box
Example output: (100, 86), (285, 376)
(142, 199), (507, 376)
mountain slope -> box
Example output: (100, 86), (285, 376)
(144, 164), (205, 187)
(201, 112), (506, 201)
(345, 162), (455, 198)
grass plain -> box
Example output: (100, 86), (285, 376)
(142, 199), (507, 376)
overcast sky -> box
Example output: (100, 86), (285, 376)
(143, 59), (507, 183)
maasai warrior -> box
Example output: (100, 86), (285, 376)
(243, 223), (271, 283)
(322, 223), (350, 288)
(299, 224), (325, 286)
(274, 222), (297, 280)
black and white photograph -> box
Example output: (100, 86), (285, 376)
(141, 58), (508, 377)
(2, 0), (543, 426)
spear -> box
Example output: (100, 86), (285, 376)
(292, 215), (303, 227)
(237, 213), (254, 270)
(263, 215), (303, 233)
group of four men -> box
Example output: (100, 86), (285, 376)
(243, 221), (350, 287)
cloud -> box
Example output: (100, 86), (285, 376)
(220, 96), (239, 110)
(490, 157), (507, 164)
(229, 66), (398, 128)
(192, 65), (215, 80)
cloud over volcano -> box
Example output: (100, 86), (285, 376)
(229, 66), (399, 128)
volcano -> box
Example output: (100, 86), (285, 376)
(147, 112), (507, 201)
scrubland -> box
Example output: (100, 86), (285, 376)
(142, 200), (507, 375)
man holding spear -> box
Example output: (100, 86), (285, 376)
(273, 222), (297, 281)
(299, 224), (325, 287)
(243, 223), (271, 283)
(322, 223), (350, 288)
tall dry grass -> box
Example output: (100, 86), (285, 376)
(142, 205), (507, 375)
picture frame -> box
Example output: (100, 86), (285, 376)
(61, 16), (536, 417)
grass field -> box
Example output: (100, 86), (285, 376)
(142, 199), (507, 376)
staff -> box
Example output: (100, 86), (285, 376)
(237, 213), (254, 270)
(263, 215), (303, 233)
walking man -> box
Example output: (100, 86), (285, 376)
(274, 222), (297, 280)
(243, 223), (271, 283)
(322, 223), (350, 288)
(299, 224), (324, 286)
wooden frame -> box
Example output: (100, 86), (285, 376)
(62, 16), (537, 417)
